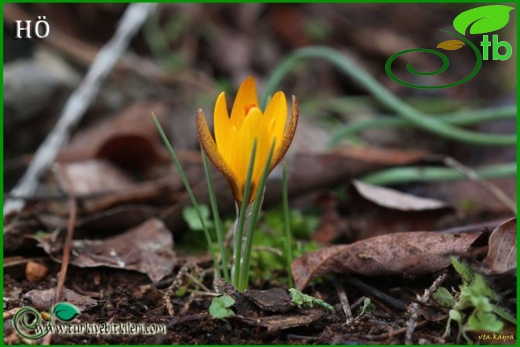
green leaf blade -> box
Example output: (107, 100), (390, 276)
(433, 287), (454, 308)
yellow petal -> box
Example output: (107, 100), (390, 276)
(230, 107), (270, 203)
(270, 95), (299, 171)
(214, 92), (234, 163)
(196, 109), (241, 202)
(264, 91), (287, 155)
(230, 76), (259, 130)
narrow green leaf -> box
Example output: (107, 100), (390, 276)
(153, 114), (219, 277)
(202, 150), (230, 282)
(450, 256), (474, 284)
(491, 304), (517, 325)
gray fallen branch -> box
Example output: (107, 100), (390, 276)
(4, 3), (157, 218)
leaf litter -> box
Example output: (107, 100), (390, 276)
(34, 218), (176, 282)
(292, 231), (481, 290)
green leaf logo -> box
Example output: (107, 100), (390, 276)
(52, 302), (81, 322)
(453, 5), (515, 35)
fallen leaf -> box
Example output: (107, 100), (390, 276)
(23, 288), (97, 311)
(243, 288), (295, 313)
(437, 39), (465, 50)
(160, 146), (428, 233)
(239, 309), (324, 333)
(53, 160), (182, 215)
(57, 102), (170, 172)
(352, 180), (450, 211)
(54, 160), (136, 196)
(36, 218), (176, 282)
(481, 217), (516, 275)
(292, 231), (480, 290)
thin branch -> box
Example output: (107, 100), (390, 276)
(405, 273), (447, 345)
(4, 3), (157, 218)
(441, 156), (516, 214)
(334, 281), (353, 324)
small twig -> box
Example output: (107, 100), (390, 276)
(350, 296), (367, 310)
(184, 272), (212, 293)
(52, 166), (78, 305)
(164, 263), (191, 316)
(405, 273), (447, 345)
(439, 219), (505, 234)
(181, 292), (196, 315)
(3, 3), (157, 217)
(334, 281), (353, 324)
(39, 166), (78, 345)
(345, 277), (408, 311)
(439, 156), (516, 214)
(366, 319), (432, 341)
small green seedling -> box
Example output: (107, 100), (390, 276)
(183, 205), (214, 231)
(289, 288), (334, 311)
(356, 297), (375, 320)
(433, 256), (516, 343)
(209, 295), (235, 320)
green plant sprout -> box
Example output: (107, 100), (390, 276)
(183, 205), (214, 231)
(209, 295), (235, 319)
(433, 256), (516, 343)
(289, 288), (334, 311)
(356, 298), (376, 320)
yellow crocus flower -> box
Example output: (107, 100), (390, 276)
(196, 76), (299, 205)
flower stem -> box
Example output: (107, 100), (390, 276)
(232, 139), (257, 288)
(239, 141), (276, 291)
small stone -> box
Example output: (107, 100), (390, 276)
(25, 261), (48, 283)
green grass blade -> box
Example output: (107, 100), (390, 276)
(262, 47), (515, 146)
(153, 114), (219, 277)
(201, 149), (230, 282)
(361, 163), (516, 186)
(328, 106), (516, 148)
(282, 162), (294, 288)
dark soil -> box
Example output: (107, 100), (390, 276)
(4, 261), (516, 344)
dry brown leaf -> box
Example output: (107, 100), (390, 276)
(437, 39), (465, 50)
(292, 231), (480, 290)
(352, 180), (450, 211)
(239, 309), (324, 333)
(56, 102), (170, 171)
(481, 217), (516, 275)
(36, 218), (176, 282)
(54, 159), (136, 196)
(23, 287), (97, 311)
